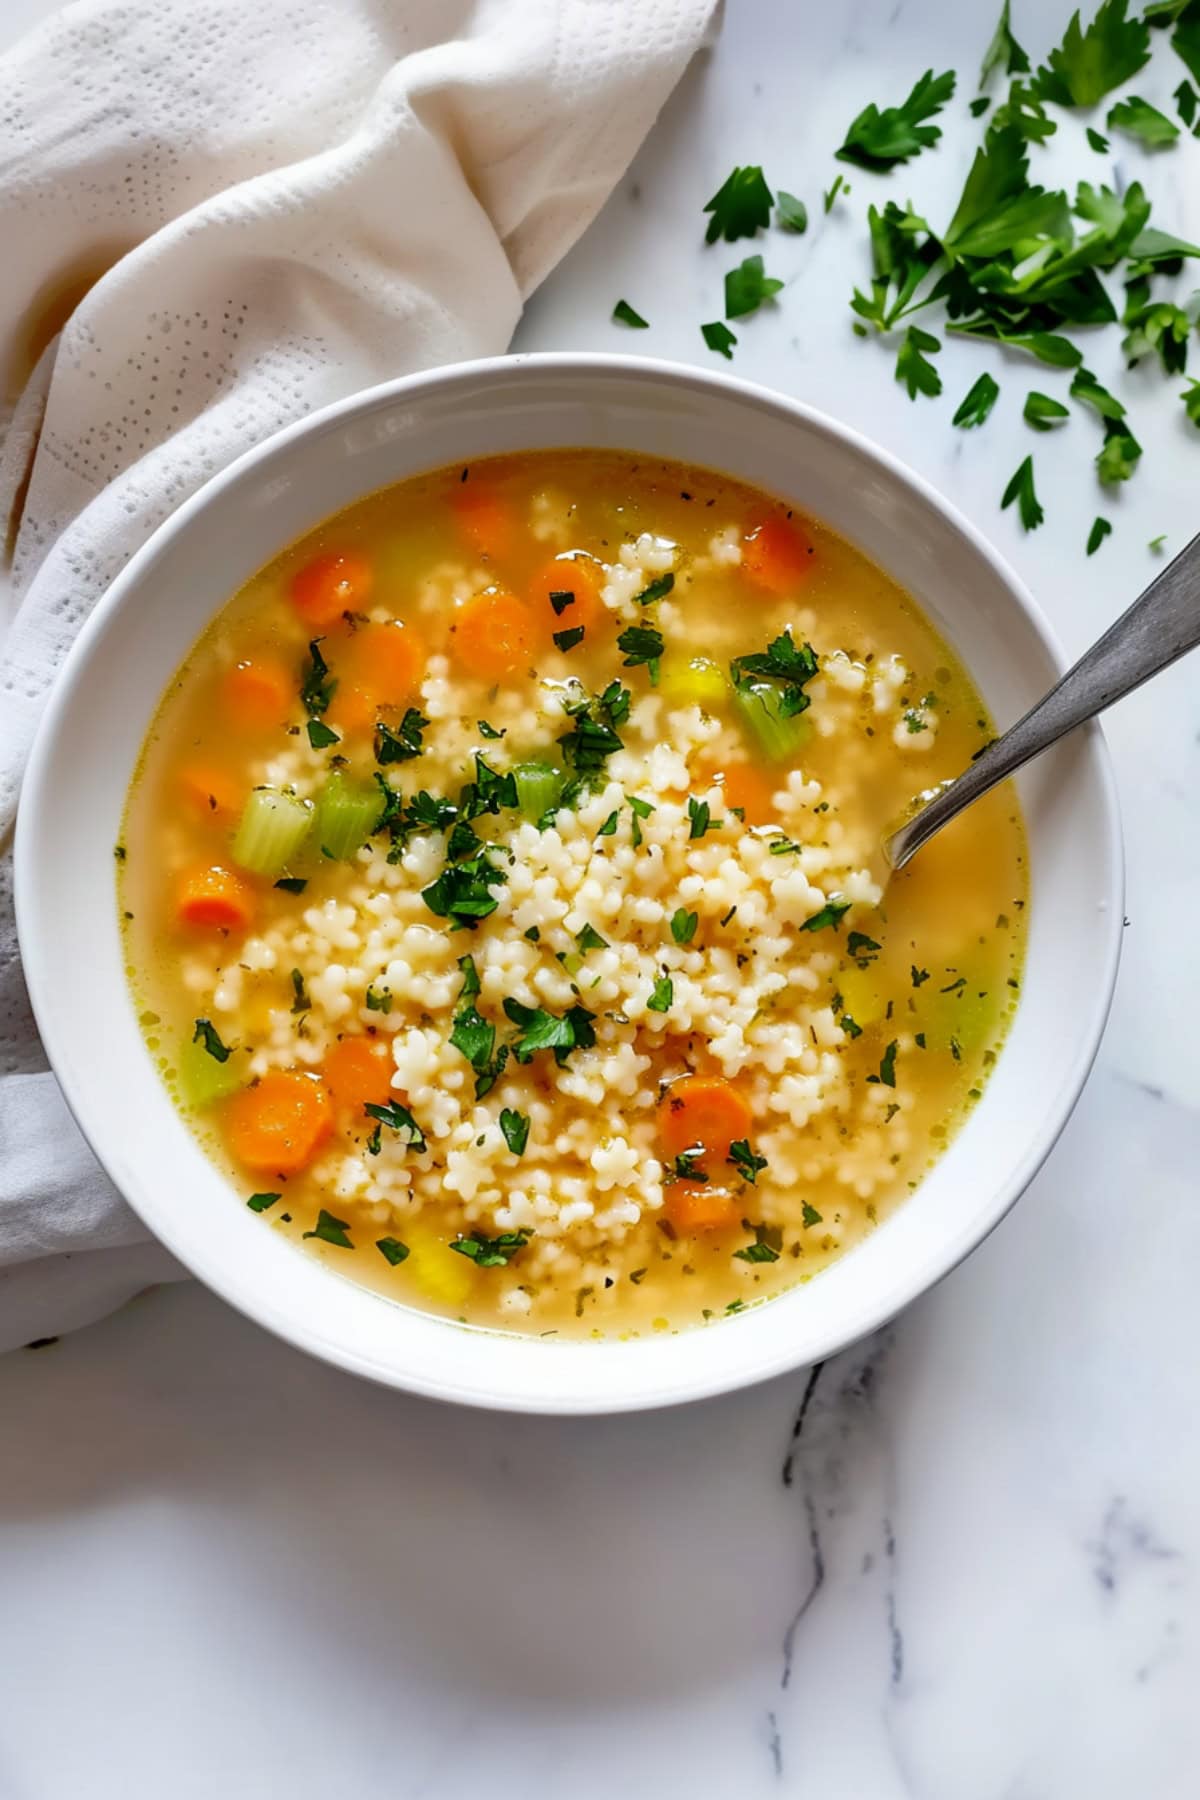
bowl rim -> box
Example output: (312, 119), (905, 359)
(14, 351), (1124, 1410)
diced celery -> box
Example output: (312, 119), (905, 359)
(513, 761), (564, 822)
(659, 653), (728, 708)
(733, 681), (814, 762)
(176, 1032), (246, 1108)
(314, 770), (384, 859)
(232, 788), (314, 878)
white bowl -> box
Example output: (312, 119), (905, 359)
(14, 354), (1123, 1413)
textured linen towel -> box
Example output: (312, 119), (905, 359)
(0, 0), (716, 1352)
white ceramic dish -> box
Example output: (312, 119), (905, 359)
(15, 354), (1123, 1413)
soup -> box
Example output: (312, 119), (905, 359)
(120, 450), (1027, 1337)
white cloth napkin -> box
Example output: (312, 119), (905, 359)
(0, 0), (716, 1352)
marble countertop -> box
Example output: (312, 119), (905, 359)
(3, 0), (1199, 1793)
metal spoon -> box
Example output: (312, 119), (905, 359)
(886, 532), (1200, 871)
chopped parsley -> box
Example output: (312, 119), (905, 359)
(802, 1201), (824, 1230)
(1185, 381), (1200, 427)
(724, 253), (784, 319)
(290, 968), (311, 1014)
(577, 923), (610, 953)
(617, 623), (665, 677)
(728, 1139), (768, 1184)
(730, 630), (819, 717)
(704, 165), (774, 242)
(911, 965), (930, 987)
(776, 190), (808, 233)
(952, 371), (1000, 428)
(1107, 94), (1179, 146)
(307, 718), (340, 749)
(670, 907), (699, 945)
(867, 1041), (899, 1088)
(1097, 419), (1142, 484)
(449, 957), (508, 1098)
(247, 1192), (280, 1213)
(612, 299), (649, 329)
(375, 1237), (410, 1265)
(421, 846), (507, 927)
(557, 681), (630, 787)
(1023, 391), (1070, 431)
(848, 931), (880, 961)
(1087, 516), (1113, 555)
(375, 708), (429, 764)
(734, 1237), (780, 1264)
(477, 719), (504, 740)
(499, 1108), (531, 1156)
(824, 174), (847, 213)
(450, 1229), (531, 1267)
(548, 589), (575, 616)
(687, 796), (721, 839)
(303, 1209), (354, 1248)
(274, 877), (308, 894)
(1086, 125), (1110, 151)
(192, 1018), (231, 1063)
(800, 898), (851, 932)
(702, 320), (738, 358)
(553, 626), (586, 653)
(673, 1147), (707, 1183)
(503, 998), (596, 1065)
(634, 573), (675, 607)
(363, 1099), (427, 1153)
(979, 1), (1030, 86)
(1001, 455), (1044, 531)
(1177, 78), (1198, 127)
(840, 67), (957, 172)
(300, 639), (335, 718)
(896, 324), (942, 399)
(647, 971), (674, 1013)
(597, 810), (620, 837)
(841, 1014), (863, 1039)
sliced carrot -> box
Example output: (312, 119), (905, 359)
(224, 657), (293, 732)
(449, 587), (537, 682)
(666, 1179), (740, 1233)
(707, 763), (776, 827)
(658, 1074), (753, 1164)
(225, 1069), (332, 1176)
(451, 481), (518, 562)
(178, 762), (241, 821)
(323, 1035), (395, 1113)
(742, 515), (815, 595)
(528, 554), (604, 638)
(326, 621), (425, 735)
(290, 550), (374, 629)
(176, 865), (255, 933)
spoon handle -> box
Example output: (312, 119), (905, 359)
(887, 530), (1200, 871)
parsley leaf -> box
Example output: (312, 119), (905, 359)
(670, 907), (699, 945)
(867, 1041), (899, 1088)
(776, 190), (808, 233)
(1069, 365), (1126, 419)
(422, 847), (507, 927)
(499, 1108), (530, 1156)
(617, 623), (664, 679)
(730, 630), (819, 717)
(634, 573), (674, 607)
(553, 626), (586, 653)
(274, 877), (307, 894)
(612, 299), (649, 328)
(734, 1237), (780, 1264)
(687, 796), (720, 838)
(290, 968), (310, 1015)
(980, 1), (1031, 86)
(478, 719), (504, 740)
(1087, 516), (1112, 555)
(1096, 419), (1142, 484)
(800, 898), (852, 932)
(647, 972), (674, 1013)
(836, 68), (957, 170)
(1123, 299), (1196, 373)
(1023, 390), (1070, 430)
(848, 931), (881, 961)
(802, 1201), (824, 1229)
(1176, 78), (1198, 126)
(704, 166), (774, 242)
(376, 1237), (410, 1266)
(450, 1229), (531, 1268)
(952, 371), (1000, 428)
(557, 683), (629, 788)
(307, 718), (339, 749)
(1172, 0), (1200, 85)
(192, 1018), (231, 1062)
(1184, 378), (1200, 426)
(363, 1099), (427, 1153)
(724, 254), (784, 319)
(503, 998), (596, 1066)
(824, 174), (848, 213)
(300, 639), (335, 717)
(895, 324), (942, 399)
(1033, 0), (1150, 108)
(303, 1209), (354, 1248)
(702, 320), (738, 358)
(375, 708), (429, 765)
(1001, 454), (1044, 529)
(1087, 125), (1110, 151)
(850, 201), (939, 333)
(1107, 94), (1180, 146)
(247, 1192), (280, 1213)
(728, 1139), (768, 1183)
